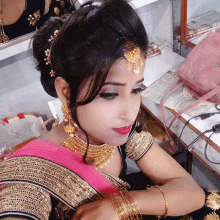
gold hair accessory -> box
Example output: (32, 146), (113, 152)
(124, 41), (143, 75)
(61, 104), (115, 168)
(44, 30), (59, 77)
(147, 185), (168, 219)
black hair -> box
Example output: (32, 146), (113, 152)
(32, 0), (148, 164)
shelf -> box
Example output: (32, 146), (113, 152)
(0, 32), (34, 61)
(78, 0), (158, 9)
(143, 51), (185, 87)
(128, 0), (158, 9)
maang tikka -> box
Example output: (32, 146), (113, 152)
(44, 30), (59, 77)
(124, 41), (144, 75)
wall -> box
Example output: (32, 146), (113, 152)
(136, 0), (173, 44)
(0, 51), (54, 120)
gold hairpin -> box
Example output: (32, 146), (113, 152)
(124, 41), (143, 75)
(44, 30), (59, 77)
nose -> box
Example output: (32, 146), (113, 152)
(118, 95), (140, 123)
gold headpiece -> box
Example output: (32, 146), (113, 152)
(44, 30), (59, 77)
(124, 41), (143, 75)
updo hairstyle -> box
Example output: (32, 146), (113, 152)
(32, 0), (149, 160)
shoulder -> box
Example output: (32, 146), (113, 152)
(124, 122), (153, 161)
(0, 182), (51, 220)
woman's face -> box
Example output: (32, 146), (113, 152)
(76, 56), (145, 146)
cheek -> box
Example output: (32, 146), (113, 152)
(132, 95), (142, 112)
(76, 101), (118, 128)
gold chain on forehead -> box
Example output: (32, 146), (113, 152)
(124, 41), (144, 75)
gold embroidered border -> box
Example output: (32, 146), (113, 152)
(0, 156), (103, 210)
(0, 183), (51, 220)
(125, 130), (153, 161)
(100, 170), (131, 191)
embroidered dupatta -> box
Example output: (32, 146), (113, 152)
(0, 141), (121, 213)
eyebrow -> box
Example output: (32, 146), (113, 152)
(103, 78), (144, 86)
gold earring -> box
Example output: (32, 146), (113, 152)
(61, 104), (78, 138)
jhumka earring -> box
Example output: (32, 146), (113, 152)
(61, 104), (78, 137)
(124, 41), (144, 75)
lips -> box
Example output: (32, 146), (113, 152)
(113, 125), (132, 135)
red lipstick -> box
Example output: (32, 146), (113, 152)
(113, 125), (132, 135)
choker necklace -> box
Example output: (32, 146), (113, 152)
(62, 133), (115, 169)
(61, 104), (115, 168)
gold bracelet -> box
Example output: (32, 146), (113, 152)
(152, 185), (168, 219)
(119, 191), (135, 219)
(110, 193), (127, 220)
(120, 190), (143, 220)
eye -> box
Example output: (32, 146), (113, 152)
(99, 92), (119, 100)
(132, 88), (145, 94)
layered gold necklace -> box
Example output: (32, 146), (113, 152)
(61, 133), (115, 169)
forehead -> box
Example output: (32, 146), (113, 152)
(105, 57), (145, 84)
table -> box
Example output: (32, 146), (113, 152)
(141, 51), (220, 179)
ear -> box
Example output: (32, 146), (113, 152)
(54, 77), (70, 105)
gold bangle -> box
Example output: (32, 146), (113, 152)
(120, 190), (143, 220)
(119, 191), (135, 219)
(110, 193), (127, 220)
(152, 185), (168, 219)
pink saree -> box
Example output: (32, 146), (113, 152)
(7, 140), (119, 197)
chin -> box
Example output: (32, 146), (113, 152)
(106, 135), (129, 146)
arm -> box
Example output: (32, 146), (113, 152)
(130, 142), (205, 216)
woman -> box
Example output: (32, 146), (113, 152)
(1, 0), (217, 219)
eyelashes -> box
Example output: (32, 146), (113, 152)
(131, 87), (145, 94)
(99, 88), (145, 100)
(99, 92), (119, 99)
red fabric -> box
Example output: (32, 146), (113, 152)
(17, 113), (25, 119)
(2, 118), (9, 124)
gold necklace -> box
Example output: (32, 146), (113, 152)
(0, 0), (9, 43)
(61, 133), (115, 168)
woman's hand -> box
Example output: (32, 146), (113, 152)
(71, 198), (120, 220)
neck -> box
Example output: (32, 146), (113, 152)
(75, 130), (104, 146)
(54, 121), (103, 146)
